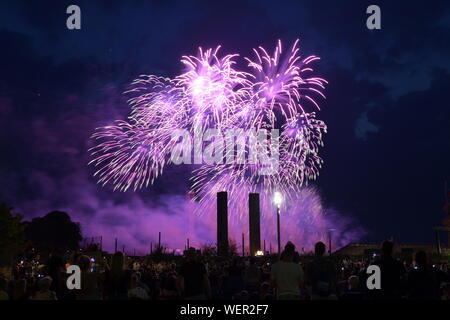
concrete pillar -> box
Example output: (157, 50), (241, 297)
(217, 192), (228, 256)
(249, 193), (261, 256)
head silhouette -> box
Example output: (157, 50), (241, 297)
(284, 241), (295, 258)
(111, 251), (125, 278)
(381, 240), (394, 256)
(315, 241), (326, 257)
(414, 251), (428, 269)
(77, 255), (91, 272)
(38, 276), (52, 291)
(348, 275), (359, 290)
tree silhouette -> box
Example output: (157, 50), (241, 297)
(0, 203), (25, 265)
(201, 243), (217, 256)
(228, 239), (238, 256)
(25, 211), (82, 252)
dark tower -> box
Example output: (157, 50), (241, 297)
(443, 186), (450, 247)
(217, 192), (228, 256)
(249, 193), (261, 256)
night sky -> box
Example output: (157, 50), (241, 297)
(1, 0), (449, 251)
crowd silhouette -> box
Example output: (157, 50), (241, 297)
(1, 240), (449, 301)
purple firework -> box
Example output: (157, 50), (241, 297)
(90, 39), (328, 220)
(245, 39), (327, 126)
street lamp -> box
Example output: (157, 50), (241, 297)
(273, 192), (283, 255)
(328, 228), (335, 255)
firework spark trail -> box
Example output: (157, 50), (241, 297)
(175, 46), (253, 131)
(90, 39), (328, 220)
(245, 39), (327, 126)
(191, 113), (327, 218)
(89, 120), (175, 191)
(190, 40), (328, 208)
(89, 76), (188, 191)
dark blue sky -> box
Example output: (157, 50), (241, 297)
(0, 0), (449, 246)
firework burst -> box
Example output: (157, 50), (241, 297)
(90, 39), (328, 219)
(245, 39), (327, 126)
(175, 46), (252, 130)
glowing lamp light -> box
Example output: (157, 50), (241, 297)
(273, 191), (283, 207)
(255, 250), (264, 256)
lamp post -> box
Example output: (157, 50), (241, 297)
(328, 229), (335, 255)
(273, 192), (283, 255)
